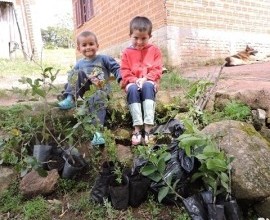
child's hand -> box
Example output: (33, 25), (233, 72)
(89, 76), (104, 88)
(136, 77), (147, 89)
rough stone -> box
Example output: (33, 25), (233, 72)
(202, 120), (270, 201)
(20, 169), (59, 198)
(117, 144), (133, 164)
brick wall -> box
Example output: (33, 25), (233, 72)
(165, 0), (270, 66)
(73, 0), (166, 58)
(73, 0), (270, 66)
(166, 0), (269, 34)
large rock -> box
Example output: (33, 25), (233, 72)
(202, 120), (270, 201)
(0, 166), (16, 193)
(19, 169), (59, 198)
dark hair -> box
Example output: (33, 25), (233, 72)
(129, 16), (152, 35)
(77, 31), (98, 45)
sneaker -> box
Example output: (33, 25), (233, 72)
(91, 132), (105, 146)
(144, 132), (155, 145)
(132, 131), (142, 146)
(58, 97), (75, 110)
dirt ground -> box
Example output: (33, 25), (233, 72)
(181, 61), (270, 92)
(0, 61), (269, 106)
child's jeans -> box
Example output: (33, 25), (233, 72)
(126, 81), (156, 126)
(63, 70), (108, 126)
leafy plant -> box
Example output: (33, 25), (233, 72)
(19, 66), (60, 144)
(178, 119), (233, 203)
(0, 119), (43, 177)
(113, 165), (123, 185)
(184, 79), (213, 126)
(136, 145), (184, 202)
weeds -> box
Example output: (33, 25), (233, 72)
(23, 196), (49, 220)
(58, 179), (89, 195)
(201, 100), (251, 127)
(160, 69), (190, 90)
(223, 100), (251, 121)
(0, 181), (22, 214)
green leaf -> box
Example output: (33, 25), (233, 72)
(33, 88), (46, 97)
(44, 67), (53, 73)
(157, 159), (166, 173)
(26, 78), (32, 85)
(202, 176), (217, 191)
(220, 172), (229, 182)
(160, 152), (171, 162)
(221, 180), (229, 191)
(147, 172), (162, 182)
(203, 143), (219, 153)
(195, 153), (208, 160)
(158, 186), (170, 202)
(141, 164), (157, 176)
(206, 159), (228, 172)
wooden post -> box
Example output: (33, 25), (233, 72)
(12, 3), (28, 60)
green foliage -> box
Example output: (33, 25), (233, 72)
(155, 103), (179, 124)
(0, 182), (23, 214)
(70, 194), (95, 216)
(0, 49), (74, 78)
(41, 13), (74, 49)
(201, 100), (251, 127)
(223, 100), (251, 121)
(23, 196), (49, 220)
(160, 70), (190, 90)
(0, 109), (42, 176)
(113, 165), (123, 185)
(58, 179), (89, 195)
(19, 66), (60, 144)
(184, 79), (213, 126)
(136, 145), (183, 202)
(178, 119), (233, 202)
(41, 26), (72, 49)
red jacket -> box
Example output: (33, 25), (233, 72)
(120, 44), (163, 89)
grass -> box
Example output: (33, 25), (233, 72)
(23, 196), (50, 220)
(160, 69), (191, 90)
(0, 48), (75, 78)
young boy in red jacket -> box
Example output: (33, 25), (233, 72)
(120, 16), (163, 145)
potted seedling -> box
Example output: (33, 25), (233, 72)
(108, 163), (129, 210)
(19, 66), (59, 168)
(128, 158), (151, 208)
(178, 119), (238, 219)
(61, 144), (87, 179)
(137, 144), (186, 204)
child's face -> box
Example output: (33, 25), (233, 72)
(77, 35), (99, 58)
(130, 30), (151, 50)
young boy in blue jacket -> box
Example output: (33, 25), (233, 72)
(58, 31), (121, 145)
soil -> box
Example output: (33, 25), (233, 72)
(180, 61), (270, 93)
